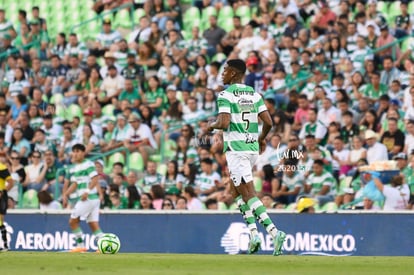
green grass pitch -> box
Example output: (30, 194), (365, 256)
(1, 252), (413, 275)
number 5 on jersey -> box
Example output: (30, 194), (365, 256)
(242, 111), (250, 130)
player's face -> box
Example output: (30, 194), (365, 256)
(222, 65), (238, 85)
(72, 149), (85, 163)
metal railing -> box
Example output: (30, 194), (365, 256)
(70, 2), (135, 35)
(0, 41), (37, 61)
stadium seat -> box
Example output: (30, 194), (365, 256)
(129, 152), (144, 172)
(50, 93), (63, 105)
(102, 104), (115, 117)
(184, 6), (201, 23)
(401, 37), (414, 53)
(109, 152), (125, 165)
(212, 52), (227, 63)
(134, 8), (146, 25)
(218, 17), (234, 32)
(201, 6), (217, 23)
(21, 190), (39, 209)
(114, 9), (133, 29)
(66, 104), (83, 120)
(157, 163), (167, 176)
(183, 7), (201, 31)
(55, 104), (66, 119)
(409, 2), (414, 14)
(218, 5), (234, 20)
(235, 5), (250, 18)
(387, 1), (402, 26)
(321, 202), (338, 213)
(376, 1), (388, 14)
(285, 203), (296, 212)
(149, 154), (162, 163)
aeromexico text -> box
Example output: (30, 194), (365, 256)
(238, 232), (356, 255)
(14, 231), (97, 250)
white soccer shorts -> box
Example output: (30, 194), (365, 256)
(70, 199), (100, 223)
(226, 151), (258, 186)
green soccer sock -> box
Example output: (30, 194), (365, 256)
(247, 197), (278, 238)
(93, 229), (104, 241)
(72, 227), (84, 247)
(236, 196), (258, 237)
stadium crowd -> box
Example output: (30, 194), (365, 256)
(0, 0), (414, 213)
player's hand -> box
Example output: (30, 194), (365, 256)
(207, 122), (215, 132)
(81, 192), (88, 201)
(259, 138), (266, 154)
(62, 196), (68, 208)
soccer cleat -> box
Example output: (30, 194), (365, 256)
(272, 231), (286, 256)
(248, 235), (261, 254)
(69, 247), (88, 253)
(0, 247), (9, 252)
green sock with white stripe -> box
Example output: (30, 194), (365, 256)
(93, 229), (104, 242)
(236, 196), (258, 238)
(247, 197), (278, 238)
(72, 227), (84, 247)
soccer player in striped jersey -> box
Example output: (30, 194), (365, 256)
(208, 59), (286, 256)
(63, 144), (104, 252)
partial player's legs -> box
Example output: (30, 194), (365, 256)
(229, 181), (261, 254)
(0, 215), (8, 252)
(0, 190), (9, 252)
(228, 152), (286, 256)
(235, 183), (286, 256)
(87, 199), (104, 242)
(69, 217), (87, 252)
(88, 221), (104, 242)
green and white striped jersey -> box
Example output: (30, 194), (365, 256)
(306, 170), (336, 197)
(68, 159), (99, 200)
(218, 84), (267, 154)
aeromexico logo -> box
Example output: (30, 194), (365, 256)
(220, 223), (356, 256)
(2, 222), (97, 251)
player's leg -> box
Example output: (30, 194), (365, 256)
(228, 179), (260, 254)
(87, 199), (104, 242)
(69, 200), (88, 251)
(0, 190), (8, 251)
(233, 154), (286, 256)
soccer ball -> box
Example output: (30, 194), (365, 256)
(97, 233), (121, 254)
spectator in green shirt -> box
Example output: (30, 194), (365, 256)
(27, 20), (48, 60)
(286, 61), (308, 92)
(359, 71), (387, 105)
(119, 79), (141, 109)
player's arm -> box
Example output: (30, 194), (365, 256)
(0, 169), (14, 191)
(208, 113), (231, 131)
(63, 181), (77, 198)
(6, 177), (14, 192)
(258, 110), (273, 153)
(208, 92), (231, 131)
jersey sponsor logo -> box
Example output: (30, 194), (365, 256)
(221, 222), (356, 255)
(233, 90), (254, 97)
(237, 98), (254, 111)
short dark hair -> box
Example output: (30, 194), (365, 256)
(227, 59), (246, 74)
(201, 158), (213, 165)
(343, 110), (353, 117)
(72, 143), (86, 152)
(313, 159), (324, 166)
